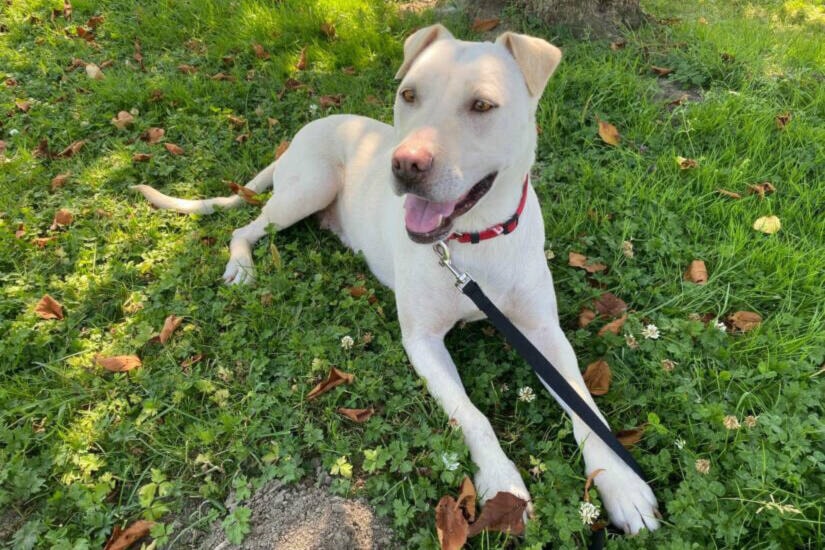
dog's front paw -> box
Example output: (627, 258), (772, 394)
(222, 255), (255, 285)
(592, 461), (660, 534)
(474, 459), (532, 515)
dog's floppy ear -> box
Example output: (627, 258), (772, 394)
(496, 32), (562, 97)
(395, 24), (454, 80)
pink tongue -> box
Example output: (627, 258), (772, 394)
(403, 195), (457, 233)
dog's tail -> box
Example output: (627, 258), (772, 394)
(130, 160), (277, 215)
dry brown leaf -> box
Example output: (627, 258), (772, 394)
(85, 63), (104, 80)
(716, 188), (741, 199)
(456, 476), (477, 523)
(348, 286), (367, 298)
(111, 110), (134, 130)
(210, 72), (235, 81)
(471, 18), (500, 32)
(33, 237), (56, 248)
(342, 66), (357, 76)
(275, 140), (290, 160)
(103, 520), (155, 550)
(133, 39), (145, 71)
(15, 99), (31, 112)
(568, 252), (607, 273)
(616, 425), (645, 448)
(747, 182), (776, 199)
(87, 15), (104, 28)
(728, 311), (762, 332)
(594, 292), (627, 317)
(222, 55), (235, 66)
(337, 407), (374, 423)
(775, 112), (791, 130)
(579, 308), (596, 328)
(141, 127), (165, 144)
(650, 65), (673, 76)
(684, 260), (708, 284)
(267, 117), (279, 128)
(668, 93), (690, 107)
(51, 208), (73, 229)
(35, 294), (64, 320)
(227, 181), (262, 206)
(597, 118), (621, 146)
(96, 355), (142, 372)
(100, 60), (114, 69)
(180, 353), (203, 371)
(609, 40), (626, 51)
(752, 215), (781, 234)
(435, 496), (469, 550)
(252, 43), (270, 60)
(159, 314), (183, 344)
(583, 469), (605, 503)
(234, 133), (249, 144)
(597, 314), (627, 337)
(467, 492), (526, 537)
(320, 22), (337, 39)
(57, 140), (86, 158)
(320, 94), (343, 108)
(178, 64), (197, 74)
(164, 143), (184, 155)
(296, 47), (308, 70)
(306, 366), (354, 400)
(676, 156), (698, 169)
(51, 173), (70, 190)
(132, 153), (152, 162)
(583, 360), (612, 395)
(228, 115), (245, 127)
(14, 224), (26, 238)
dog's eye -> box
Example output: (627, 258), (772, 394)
(400, 89), (416, 103)
(472, 99), (496, 113)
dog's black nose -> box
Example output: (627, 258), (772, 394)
(392, 144), (433, 184)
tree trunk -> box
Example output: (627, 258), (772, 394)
(463, 0), (646, 38)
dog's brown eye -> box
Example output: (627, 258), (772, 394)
(472, 100), (495, 113)
(400, 89), (416, 103)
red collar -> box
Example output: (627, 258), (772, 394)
(447, 175), (529, 244)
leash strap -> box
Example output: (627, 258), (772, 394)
(433, 242), (646, 480)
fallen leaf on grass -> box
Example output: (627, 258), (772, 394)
(234, 133), (249, 144)
(684, 260), (708, 284)
(747, 182), (776, 199)
(141, 127), (165, 144)
(752, 215), (780, 234)
(133, 39), (145, 70)
(716, 188), (741, 199)
(33, 237), (55, 248)
(275, 140), (290, 160)
(320, 22), (337, 39)
(668, 93), (690, 107)
(596, 118), (621, 146)
(210, 72), (235, 81)
(579, 308), (596, 328)
(728, 311), (762, 332)
(569, 252), (607, 273)
(436, 495), (469, 550)
(295, 47), (308, 70)
(616, 425), (645, 448)
(676, 156), (698, 169)
(594, 292), (627, 317)
(51, 173), (70, 190)
(583, 360), (611, 396)
(180, 353), (203, 371)
(337, 407), (374, 423)
(14, 224), (26, 238)
(85, 63), (104, 80)
(650, 66), (673, 76)
(583, 469), (605, 502)
(111, 111), (134, 129)
(50, 209), (73, 229)
(252, 43), (270, 60)
(159, 315), (183, 344)
(178, 64), (197, 74)
(87, 15), (104, 28)
(307, 366), (354, 400)
(775, 112), (791, 130)
(227, 181), (261, 205)
(15, 99), (31, 112)
(348, 286), (367, 298)
(96, 355), (142, 372)
(228, 115), (245, 127)
(35, 295), (64, 320)
(597, 314), (627, 336)
(132, 153), (152, 162)
(320, 94), (343, 108)
(57, 140), (86, 158)
(267, 117), (279, 128)
(609, 40), (626, 51)
(471, 18), (500, 32)
(467, 492), (526, 536)
(164, 142), (184, 155)
(103, 520), (155, 550)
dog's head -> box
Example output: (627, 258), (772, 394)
(392, 24), (561, 243)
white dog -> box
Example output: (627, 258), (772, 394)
(134, 24), (660, 534)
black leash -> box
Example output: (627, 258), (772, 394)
(434, 241), (644, 549)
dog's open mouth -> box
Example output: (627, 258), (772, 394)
(403, 172), (497, 243)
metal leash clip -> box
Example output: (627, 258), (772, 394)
(433, 240), (472, 290)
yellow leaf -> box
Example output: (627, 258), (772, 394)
(752, 215), (781, 234)
(597, 118), (621, 146)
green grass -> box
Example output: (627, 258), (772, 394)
(1, 0), (823, 548)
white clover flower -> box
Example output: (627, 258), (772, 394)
(715, 320), (727, 333)
(517, 386), (535, 403)
(309, 103), (319, 113)
(674, 438), (686, 450)
(499, 383), (509, 393)
(625, 334), (639, 349)
(544, 248), (555, 260)
(661, 359), (677, 372)
(641, 324), (660, 339)
(340, 335), (354, 350)
(723, 415), (741, 430)
(311, 357), (325, 369)
(743, 415), (758, 428)
(695, 458), (710, 474)
(9, 129), (19, 136)
(622, 240), (634, 258)
(579, 501), (600, 525)
(441, 452), (459, 471)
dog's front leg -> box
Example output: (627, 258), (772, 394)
(402, 334), (531, 505)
